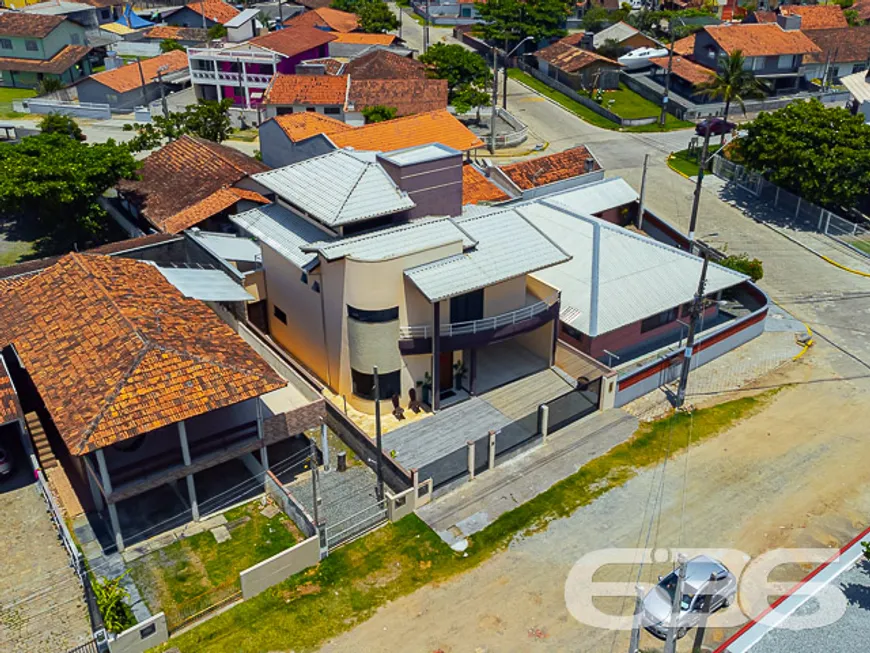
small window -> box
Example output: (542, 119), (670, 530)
(351, 368), (401, 401)
(641, 308), (677, 333)
(273, 305), (287, 324)
(106, 94), (118, 103)
(311, 281), (320, 293)
(71, 33), (81, 45)
(347, 305), (399, 323)
(300, 271), (308, 284)
(306, 107), (317, 112)
(0, 39), (11, 50)
(324, 106), (340, 115)
(101, 8), (111, 18)
(777, 54), (794, 70)
(25, 40), (38, 52)
(276, 107), (294, 115)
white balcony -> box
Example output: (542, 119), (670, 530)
(190, 69), (273, 86)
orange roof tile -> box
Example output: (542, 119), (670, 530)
(0, 45), (91, 75)
(781, 5), (848, 30)
(703, 23), (821, 58)
(263, 73), (348, 105)
(462, 164), (509, 205)
(535, 42), (621, 73)
(0, 253), (285, 454)
(856, 0), (870, 22)
(0, 359), (21, 426)
(345, 49), (425, 79)
(649, 55), (713, 86)
(805, 25), (870, 64)
(672, 34), (696, 57)
(329, 110), (484, 152)
(250, 26), (336, 58)
(271, 112), (354, 141)
(88, 50), (188, 93)
(187, 0), (240, 24)
(348, 78), (448, 116)
(0, 12), (63, 38)
(143, 25), (209, 42)
(499, 146), (600, 191)
(161, 187), (269, 234)
(286, 7), (360, 32)
(331, 32), (396, 46)
(118, 135), (268, 233)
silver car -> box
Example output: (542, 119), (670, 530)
(642, 555), (737, 640)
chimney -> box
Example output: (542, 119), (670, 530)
(584, 157), (595, 174)
(776, 13), (802, 31)
(580, 32), (594, 51)
(377, 144), (464, 219)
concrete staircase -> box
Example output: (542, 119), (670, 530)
(26, 412), (57, 470)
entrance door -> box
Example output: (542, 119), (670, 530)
(439, 352), (453, 393)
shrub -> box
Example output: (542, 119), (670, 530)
(93, 573), (136, 634)
(37, 113), (85, 141)
(720, 254), (763, 281)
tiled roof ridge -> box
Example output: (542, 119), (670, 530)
(185, 135), (251, 177)
(334, 153), (376, 219)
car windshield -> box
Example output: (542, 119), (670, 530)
(660, 573), (694, 611)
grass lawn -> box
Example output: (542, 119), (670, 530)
(0, 238), (36, 267)
(129, 501), (302, 629)
(507, 69), (694, 132)
(227, 128), (258, 142)
(161, 389), (780, 653)
(667, 145), (724, 178)
(0, 87), (36, 119)
(848, 238), (870, 256)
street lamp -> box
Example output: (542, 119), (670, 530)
(502, 35), (533, 110)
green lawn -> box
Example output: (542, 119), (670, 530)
(160, 390), (780, 653)
(847, 238), (870, 256)
(130, 501), (301, 629)
(508, 69), (694, 132)
(667, 145), (723, 178)
(0, 87), (36, 119)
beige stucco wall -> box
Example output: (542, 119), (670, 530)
(483, 276), (527, 317)
(514, 321), (555, 363)
(527, 274), (559, 302)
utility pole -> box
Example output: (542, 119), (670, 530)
(691, 573), (717, 653)
(156, 65), (169, 119)
(277, 0), (284, 29)
(659, 20), (675, 126)
(200, 0), (207, 29)
(490, 45), (498, 154)
(664, 554), (688, 653)
(687, 124), (712, 251)
(628, 584), (644, 653)
(135, 57), (147, 104)
(675, 255), (708, 409)
(502, 39), (508, 110)
(309, 437), (322, 547)
(637, 153), (649, 230)
(373, 365), (385, 502)
(424, 0), (430, 52)
(398, 4), (402, 41)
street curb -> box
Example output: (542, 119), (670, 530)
(508, 74), (616, 132)
(666, 153), (693, 180)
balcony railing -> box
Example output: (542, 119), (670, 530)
(399, 292), (559, 340)
(188, 47), (278, 64)
(190, 69), (273, 85)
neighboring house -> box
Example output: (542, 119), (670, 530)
(344, 48), (425, 79)
(410, 0), (482, 24)
(0, 13), (91, 89)
(21, 1), (99, 30)
(165, 0), (240, 28)
(535, 38), (622, 91)
(141, 25), (209, 47)
(77, 0), (124, 25)
(76, 49), (188, 111)
(672, 33), (696, 57)
(647, 55), (714, 100)
(116, 134), (270, 234)
(232, 143), (570, 413)
(0, 252), (325, 552)
(487, 146), (605, 202)
(188, 26), (337, 108)
(841, 68), (870, 123)
(692, 21), (821, 94)
(804, 26), (870, 83)
(260, 73), (448, 125)
(855, 0), (870, 24)
(284, 6), (359, 32)
(224, 7), (259, 43)
(744, 5), (847, 30)
(328, 32), (397, 58)
(462, 163), (510, 205)
(257, 108), (484, 167)
(592, 21), (662, 53)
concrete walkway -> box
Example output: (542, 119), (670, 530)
(418, 408), (638, 547)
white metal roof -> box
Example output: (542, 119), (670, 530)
(23, 0), (92, 15)
(405, 210), (571, 302)
(230, 203), (331, 270)
(379, 143), (461, 167)
(841, 70), (870, 104)
(306, 217), (474, 262)
(252, 149), (416, 228)
(593, 22), (648, 48)
(154, 266), (254, 302)
(520, 198), (747, 336)
(225, 7), (259, 27)
(545, 177), (638, 216)
(188, 229), (262, 263)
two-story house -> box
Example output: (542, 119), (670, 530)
(0, 13), (91, 89)
(164, 0), (240, 29)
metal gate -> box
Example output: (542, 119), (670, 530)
(734, 165), (763, 197)
(324, 497), (387, 552)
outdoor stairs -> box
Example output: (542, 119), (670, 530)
(26, 412), (57, 470)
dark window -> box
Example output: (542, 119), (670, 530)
(352, 368), (401, 400)
(311, 281), (320, 293)
(0, 39), (11, 50)
(306, 107), (317, 112)
(139, 623), (156, 639)
(641, 308), (677, 333)
(273, 305), (287, 324)
(300, 271), (308, 284)
(450, 289), (484, 323)
(324, 106), (340, 115)
(347, 305), (398, 323)
(70, 33), (81, 45)
(276, 107), (294, 115)
(101, 8), (110, 18)
(25, 40), (38, 52)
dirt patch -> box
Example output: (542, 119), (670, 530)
(353, 562), (403, 591)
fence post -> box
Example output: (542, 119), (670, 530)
(795, 197), (801, 219)
(488, 430), (496, 470)
(817, 210), (825, 232)
(539, 404), (550, 444)
(774, 186), (780, 207)
(825, 212), (832, 234)
(466, 440), (475, 481)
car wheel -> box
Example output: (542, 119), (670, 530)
(723, 593), (734, 608)
(677, 627), (687, 639)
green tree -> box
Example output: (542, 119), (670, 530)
(38, 113), (85, 141)
(36, 77), (63, 95)
(473, 0), (570, 46)
(123, 98), (234, 152)
(356, 0), (399, 32)
(362, 105), (398, 123)
(0, 134), (138, 251)
(738, 99), (870, 209)
(419, 43), (491, 102)
(845, 8), (862, 25)
(695, 50), (765, 128)
(207, 23), (228, 40)
(452, 83), (491, 119)
(596, 38), (624, 61)
(331, 0), (356, 10)
(582, 6), (610, 32)
(720, 254), (763, 281)
(159, 38), (185, 53)
(256, 10), (271, 31)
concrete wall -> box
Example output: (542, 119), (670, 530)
(258, 121), (336, 171)
(378, 151), (464, 219)
(78, 78), (161, 112)
(265, 470), (316, 537)
(483, 276), (527, 317)
(262, 103), (346, 121)
(240, 535), (320, 599)
(108, 613), (168, 653)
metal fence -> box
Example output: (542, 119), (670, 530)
(712, 155), (870, 259)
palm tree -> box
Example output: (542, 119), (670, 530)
(696, 50), (766, 141)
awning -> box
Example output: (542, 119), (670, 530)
(154, 266), (254, 302)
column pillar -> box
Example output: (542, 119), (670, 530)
(469, 348), (477, 396)
(256, 400), (269, 471)
(466, 440), (475, 481)
(213, 59), (222, 100)
(320, 420), (330, 472)
(539, 404), (550, 444)
(488, 430), (496, 470)
(551, 309), (560, 366)
(95, 449), (123, 552)
(432, 301), (441, 411)
(178, 421), (199, 522)
(85, 454), (104, 512)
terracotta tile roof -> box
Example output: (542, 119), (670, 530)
(0, 45), (90, 74)
(348, 77), (448, 116)
(345, 49), (425, 80)
(0, 12), (63, 38)
(329, 110), (484, 152)
(462, 164), (509, 205)
(746, 10), (776, 23)
(270, 112), (354, 141)
(117, 135), (268, 233)
(0, 359), (21, 426)
(250, 26), (336, 58)
(781, 5), (848, 30)
(535, 41), (621, 73)
(187, 0), (240, 24)
(263, 73), (348, 105)
(143, 25), (209, 42)
(285, 7), (359, 32)
(0, 253), (285, 455)
(559, 32), (588, 47)
(498, 146), (600, 191)
(161, 187), (269, 234)
(672, 33), (696, 56)
(87, 50), (188, 93)
(649, 55), (713, 85)
(856, 0), (870, 22)
(330, 32), (396, 46)
(704, 24), (822, 58)
(301, 57), (345, 74)
(805, 26), (870, 64)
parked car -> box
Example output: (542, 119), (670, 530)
(695, 117), (736, 137)
(641, 555), (737, 640)
(0, 446), (12, 477)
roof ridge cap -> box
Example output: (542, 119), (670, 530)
(334, 154), (373, 220)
